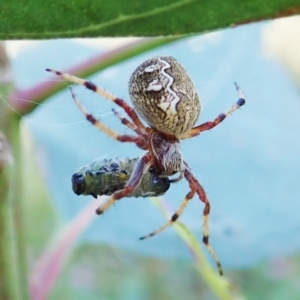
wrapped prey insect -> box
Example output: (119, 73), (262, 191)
(72, 157), (171, 198)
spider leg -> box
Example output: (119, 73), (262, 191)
(179, 82), (246, 140)
(46, 69), (146, 130)
(184, 165), (223, 276)
(95, 153), (152, 215)
(112, 108), (148, 137)
(70, 88), (145, 147)
(139, 190), (195, 240)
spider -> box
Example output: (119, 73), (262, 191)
(46, 56), (245, 275)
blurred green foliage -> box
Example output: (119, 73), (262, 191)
(1, 0), (300, 38)
(1, 1), (300, 299)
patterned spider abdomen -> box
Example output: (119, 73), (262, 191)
(72, 157), (170, 198)
(129, 56), (201, 135)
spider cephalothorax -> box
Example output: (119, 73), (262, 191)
(46, 56), (245, 275)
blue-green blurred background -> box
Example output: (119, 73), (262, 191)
(6, 16), (300, 288)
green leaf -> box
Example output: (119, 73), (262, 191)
(1, 0), (300, 39)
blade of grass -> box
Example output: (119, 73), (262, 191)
(0, 42), (29, 299)
(0, 132), (21, 300)
(150, 196), (245, 300)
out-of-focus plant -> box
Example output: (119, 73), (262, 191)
(1, 4), (300, 298)
(3, 35), (245, 300)
(1, 36), (244, 299)
(150, 197), (245, 300)
(0, 37), (182, 300)
(262, 16), (300, 90)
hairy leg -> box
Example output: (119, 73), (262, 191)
(95, 153), (152, 215)
(139, 190), (195, 240)
(70, 87), (146, 148)
(46, 68), (146, 129)
(180, 83), (245, 140)
(184, 166), (223, 275)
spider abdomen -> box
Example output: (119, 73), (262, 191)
(129, 56), (201, 135)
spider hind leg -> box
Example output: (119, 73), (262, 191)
(184, 167), (223, 275)
(139, 190), (195, 240)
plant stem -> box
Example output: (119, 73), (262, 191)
(0, 43), (29, 300)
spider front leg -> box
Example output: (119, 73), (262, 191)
(112, 108), (149, 137)
(184, 166), (223, 276)
(69, 88), (147, 149)
(180, 82), (246, 140)
(46, 68), (146, 130)
(95, 153), (152, 215)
